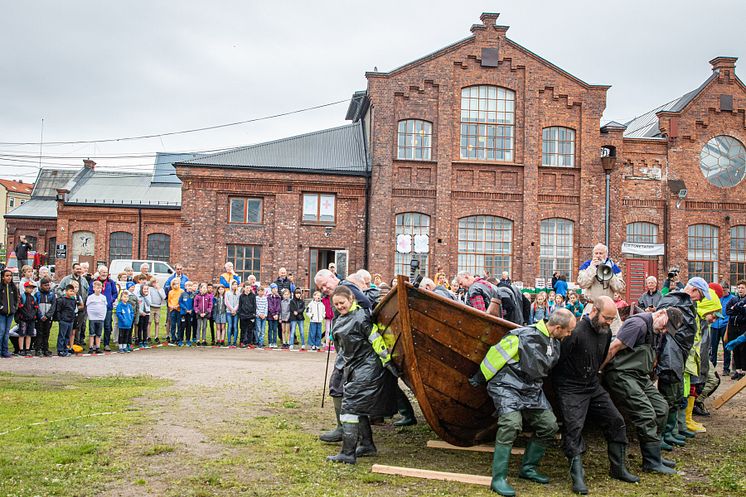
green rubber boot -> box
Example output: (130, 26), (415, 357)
(518, 440), (550, 484)
(663, 411), (686, 446)
(490, 443), (516, 496)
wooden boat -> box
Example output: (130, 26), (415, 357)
(373, 275), (518, 447)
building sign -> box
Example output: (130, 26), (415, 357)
(621, 241), (665, 256)
(55, 243), (67, 259)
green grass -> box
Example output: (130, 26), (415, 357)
(0, 373), (166, 497)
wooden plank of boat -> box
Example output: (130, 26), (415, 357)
(371, 464), (491, 486)
(426, 440), (525, 455)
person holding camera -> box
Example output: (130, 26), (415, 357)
(638, 276), (663, 311)
(577, 244), (625, 333)
(662, 267), (684, 295)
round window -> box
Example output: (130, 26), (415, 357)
(700, 135), (746, 188)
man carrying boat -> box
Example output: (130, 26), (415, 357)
(551, 296), (639, 494)
(469, 308), (576, 496)
(456, 271), (524, 325)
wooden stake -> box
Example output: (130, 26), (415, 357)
(426, 440), (524, 455)
(713, 374), (746, 409)
(371, 464), (491, 486)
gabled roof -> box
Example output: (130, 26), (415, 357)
(178, 122), (368, 176)
(30, 168), (77, 198)
(152, 152), (204, 184)
(623, 72), (718, 139)
(0, 178), (33, 194)
(64, 171), (181, 208)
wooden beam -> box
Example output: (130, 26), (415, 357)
(371, 464), (491, 486)
(426, 440), (524, 455)
(713, 374), (746, 409)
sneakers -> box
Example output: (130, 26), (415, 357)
(104, 346), (111, 352)
(154, 337), (160, 344)
(732, 371), (745, 381)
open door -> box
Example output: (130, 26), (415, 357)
(625, 259), (658, 304)
(335, 250), (349, 280)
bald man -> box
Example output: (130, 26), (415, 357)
(552, 296), (638, 494)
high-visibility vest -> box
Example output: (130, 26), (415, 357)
(368, 323), (392, 366)
(479, 320), (549, 381)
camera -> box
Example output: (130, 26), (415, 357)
(667, 267), (680, 279)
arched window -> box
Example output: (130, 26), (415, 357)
(457, 216), (513, 276)
(109, 232), (133, 261)
(394, 213), (430, 277)
(397, 119), (432, 160)
(147, 233), (171, 262)
(730, 225), (746, 282)
(460, 85), (515, 161)
(688, 224), (718, 282)
(542, 127), (575, 167)
(626, 222), (659, 244)
(540, 219), (574, 279)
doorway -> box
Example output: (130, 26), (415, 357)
(625, 258), (658, 304)
(309, 248), (349, 289)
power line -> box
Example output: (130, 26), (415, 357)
(0, 98), (348, 146)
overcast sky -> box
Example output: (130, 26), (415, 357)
(1, 0), (744, 181)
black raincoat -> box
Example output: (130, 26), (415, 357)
(655, 291), (697, 383)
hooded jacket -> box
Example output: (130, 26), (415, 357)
(266, 293), (281, 319)
(238, 291), (256, 319)
(656, 291), (697, 383)
(0, 281), (20, 316)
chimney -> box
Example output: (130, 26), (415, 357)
(472, 12), (500, 33)
(83, 159), (96, 170)
(710, 56), (737, 72)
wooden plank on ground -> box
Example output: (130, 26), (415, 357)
(713, 374), (746, 409)
(371, 464), (491, 486)
(426, 440), (524, 455)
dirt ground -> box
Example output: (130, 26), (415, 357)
(2, 346), (745, 497)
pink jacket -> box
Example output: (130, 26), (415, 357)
(193, 293), (214, 316)
(322, 295), (334, 320)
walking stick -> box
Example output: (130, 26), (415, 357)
(321, 322), (333, 408)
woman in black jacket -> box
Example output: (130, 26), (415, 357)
(0, 269), (20, 358)
(289, 288), (306, 350)
(237, 285), (256, 347)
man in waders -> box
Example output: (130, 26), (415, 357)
(600, 306), (684, 475)
(470, 308), (576, 496)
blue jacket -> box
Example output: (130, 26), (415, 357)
(165, 273), (189, 291)
(88, 277), (118, 309)
(219, 272), (241, 289)
(35, 289), (56, 320)
(179, 292), (195, 316)
(713, 293), (735, 329)
(554, 279), (568, 297)
(116, 301), (134, 329)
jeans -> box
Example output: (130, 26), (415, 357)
(290, 320), (305, 347)
(196, 317), (209, 341)
(0, 314), (14, 357)
(103, 308), (113, 346)
(710, 326), (731, 370)
(57, 321), (73, 353)
(169, 310), (180, 342)
(227, 313), (238, 345)
(255, 318), (266, 346)
(309, 322), (322, 347)
(267, 320), (278, 346)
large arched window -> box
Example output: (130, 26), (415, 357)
(626, 222), (659, 244)
(542, 127), (575, 167)
(688, 224), (718, 282)
(147, 233), (171, 262)
(109, 232), (133, 261)
(397, 119), (432, 160)
(730, 225), (746, 282)
(457, 216), (513, 277)
(394, 213), (430, 277)
(460, 85), (515, 161)
(540, 219), (574, 279)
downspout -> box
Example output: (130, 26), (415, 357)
(605, 171), (610, 248)
(137, 208), (143, 259)
(360, 111), (371, 270)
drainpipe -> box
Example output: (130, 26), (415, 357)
(137, 208), (143, 259)
(600, 151), (616, 250)
(605, 171), (610, 248)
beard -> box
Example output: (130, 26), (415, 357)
(591, 313), (611, 334)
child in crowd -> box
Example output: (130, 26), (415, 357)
(138, 285), (151, 348)
(322, 293), (334, 351)
(116, 291), (134, 353)
(15, 280), (38, 356)
(530, 291), (550, 324)
(225, 280), (240, 347)
(86, 280), (108, 354)
(55, 284), (78, 357)
(19, 265), (35, 293)
(246, 275), (258, 294)
(238, 283), (257, 348)
(127, 282), (140, 345)
(255, 286), (268, 348)
(194, 283), (213, 346)
(213, 285), (227, 346)
(179, 282), (196, 346)
(148, 279), (166, 343)
(266, 284), (281, 348)
(206, 283), (216, 345)
(280, 288), (291, 349)
(553, 294), (565, 312)
(305, 291), (324, 351)
(613, 291), (628, 309)
(69, 280), (84, 350)
(167, 279), (182, 344)
(289, 288), (306, 350)
(547, 290), (557, 312)
(34, 277), (55, 356)
(565, 291), (584, 318)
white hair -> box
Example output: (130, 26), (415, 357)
(420, 277), (436, 290)
(314, 269), (333, 284)
(646, 276), (658, 284)
(356, 269), (372, 283)
(593, 243), (609, 255)
(456, 270), (472, 279)
(98, 265), (108, 273)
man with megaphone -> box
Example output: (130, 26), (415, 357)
(577, 243), (626, 334)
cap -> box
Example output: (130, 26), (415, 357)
(24, 280), (37, 288)
(665, 307), (684, 334)
(270, 283), (278, 289)
(687, 277), (711, 300)
(709, 282), (724, 299)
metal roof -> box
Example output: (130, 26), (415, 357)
(623, 73), (718, 139)
(4, 199), (58, 219)
(152, 152), (204, 184)
(180, 122), (368, 175)
(65, 171), (181, 208)
(30, 168), (77, 198)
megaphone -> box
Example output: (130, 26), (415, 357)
(596, 260), (614, 283)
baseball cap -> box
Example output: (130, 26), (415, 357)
(687, 277), (711, 300)
(665, 307), (684, 334)
(270, 283), (278, 289)
(24, 280), (37, 288)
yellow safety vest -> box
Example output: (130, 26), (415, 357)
(368, 323), (392, 366)
(479, 320), (549, 381)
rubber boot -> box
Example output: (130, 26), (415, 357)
(326, 422), (358, 464)
(393, 386), (417, 427)
(607, 442), (640, 483)
(640, 442), (676, 475)
(569, 456), (588, 495)
(319, 397), (343, 443)
(355, 416), (377, 457)
(685, 397), (706, 433)
(490, 443), (516, 496)
(669, 408), (687, 443)
(660, 439), (673, 451)
(660, 456), (676, 469)
(676, 406), (696, 438)
(518, 440), (550, 484)
(663, 411), (686, 446)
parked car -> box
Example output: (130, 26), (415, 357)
(109, 259), (175, 287)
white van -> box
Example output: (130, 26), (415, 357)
(109, 259), (175, 288)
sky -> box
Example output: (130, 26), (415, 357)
(1, 0), (744, 181)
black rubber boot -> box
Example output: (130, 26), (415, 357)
(355, 416), (377, 457)
(641, 442), (676, 475)
(607, 442), (640, 483)
(393, 386), (417, 426)
(518, 440), (550, 484)
(490, 443), (516, 496)
(326, 422), (358, 464)
(569, 456), (588, 495)
(319, 397), (343, 443)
